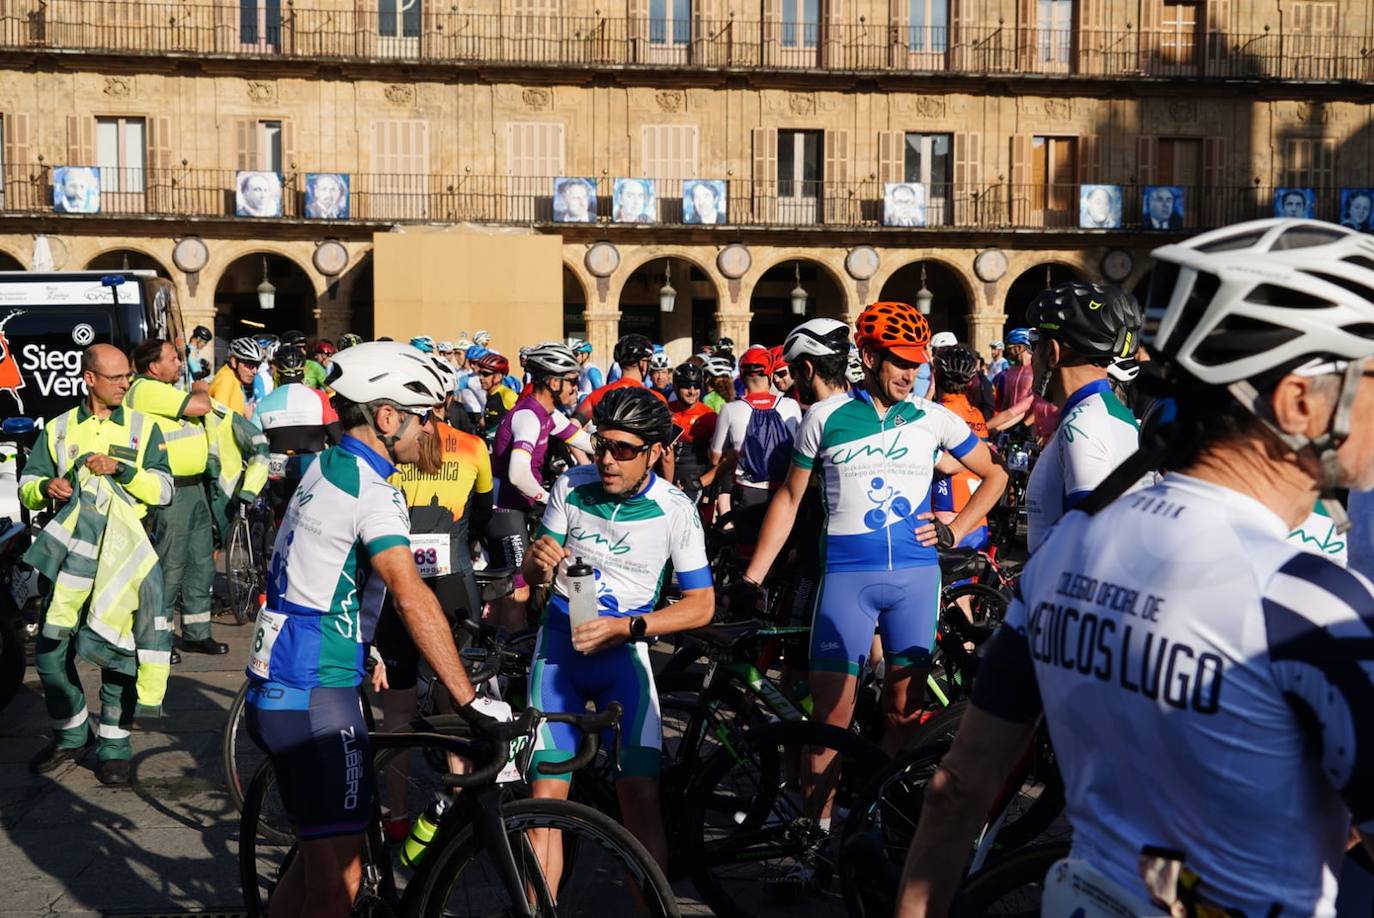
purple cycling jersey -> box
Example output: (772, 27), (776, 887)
(491, 394), (578, 511)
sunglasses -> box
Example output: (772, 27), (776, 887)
(478, 370), (501, 378)
(677, 383), (701, 390)
(592, 434), (652, 462)
(772, 367), (791, 377)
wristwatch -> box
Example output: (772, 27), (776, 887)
(628, 616), (648, 641)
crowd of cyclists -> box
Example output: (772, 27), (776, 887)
(17, 216), (1374, 917)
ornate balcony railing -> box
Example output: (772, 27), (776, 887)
(0, 4), (1371, 83)
(3, 166), (1344, 233)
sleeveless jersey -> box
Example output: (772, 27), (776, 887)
(982, 474), (1374, 917)
(492, 394), (582, 511)
(791, 390), (978, 573)
(251, 435), (410, 690)
(537, 465), (711, 622)
(1026, 379), (1145, 552)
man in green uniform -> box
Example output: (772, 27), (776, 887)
(126, 338), (227, 659)
(18, 344), (173, 785)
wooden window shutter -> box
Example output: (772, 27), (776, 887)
(1139, 0), (1157, 34)
(4, 113), (32, 208)
(66, 115), (94, 165)
(751, 126), (777, 222)
(1017, 0), (1035, 68)
(628, 0), (647, 48)
(1136, 135), (1157, 185)
(953, 131), (982, 225)
(1010, 133), (1030, 224)
(1206, 0), (1231, 31)
(234, 119), (256, 171)
(824, 128), (851, 223)
(546, 123), (565, 175)
(507, 122), (528, 176)
(1077, 134), (1101, 184)
(1201, 136), (1226, 224)
(282, 120), (297, 174)
(878, 131), (903, 185)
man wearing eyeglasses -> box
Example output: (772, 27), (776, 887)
(19, 344), (174, 785)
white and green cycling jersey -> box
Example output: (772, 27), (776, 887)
(1287, 500), (1347, 566)
(537, 464), (712, 620)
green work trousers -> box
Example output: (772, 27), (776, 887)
(35, 630), (136, 762)
(151, 484), (215, 642)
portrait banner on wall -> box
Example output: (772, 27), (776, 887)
(552, 177), (598, 223)
(1079, 184), (1123, 229)
(1340, 188), (1374, 231)
(683, 179), (728, 225)
(883, 182), (927, 227)
(1274, 187), (1315, 219)
(236, 170), (284, 218)
(305, 173), (350, 220)
(1142, 185), (1185, 230)
(613, 177), (657, 224)
(53, 166), (101, 214)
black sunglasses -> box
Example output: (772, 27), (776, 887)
(592, 434), (652, 462)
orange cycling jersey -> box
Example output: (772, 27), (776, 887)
(390, 421), (492, 524)
(936, 392), (988, 530)
(670, 399), (717, 444)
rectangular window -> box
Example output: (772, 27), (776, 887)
(904, 131), (951, 225)
(1156, 138), (1201, 188)
(506, 122), (566, 177)
(649, 0), (691, 45)
(239, 0), (280, 48)
(778, 129), (822, 224)
(379, 0), (421, 37)
(258, 120), (282, 173)
(1031, 135), (1077, 223)
(1157, 0), (1200, 70)
(781, 0), (820, 49)
(371, 119), (430, 219)
(909, 0), (948, 52)
(641, 124), (699, 179)
(1037, 0), (1073, 65)
(95, 116), (146, 193)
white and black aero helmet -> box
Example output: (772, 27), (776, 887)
(229, 337), (265, 363)
(524, 342), (581, 379)
(326, 341), (448, 411)
(649, 351), (673, 371)
(704, 356), (735, 378)
(783, 318), (852, 362)
(1144, 218), (1374, 522)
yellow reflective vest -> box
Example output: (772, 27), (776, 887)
(124, 375), (210, 477)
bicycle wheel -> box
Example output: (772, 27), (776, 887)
(957, 842), (1071, 916)
(413, 797), (680, 918)
(222, 679), (293, 845)
(225, 516), (258, 626)
(237, 760), (297, 918)
(679, 720), (888, 918)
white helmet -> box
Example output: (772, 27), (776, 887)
(930, 331), (959, 349)
(229, 337), (265, 363)
(649, 352), (672, 371)
(428, 354), (458, 392)
(846, 346), (864, 384)
(783, 318), (851, 361)
(455, 336), (473, 351)
(437, 341), (455, 353)
(1147, 218), (1374, 385)
(524, 341), (580, 378)
(473, 329), (492, 347)
(704, 356), (734, 378)
(326, 341), (448, 410)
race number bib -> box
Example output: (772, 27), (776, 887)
(411, 533), (451, 579)
(268, 453), (288, 479)
(248, 609), (288, 680)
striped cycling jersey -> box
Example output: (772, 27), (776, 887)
(249, 435), (411, 690)
(537, 464), (711, 622)
(791, 389), (978, 573)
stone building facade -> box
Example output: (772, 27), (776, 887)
(1, 0), (1372, 360)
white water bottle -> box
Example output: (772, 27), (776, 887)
(566, 556), (599, 632)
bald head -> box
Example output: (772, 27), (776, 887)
(82, 343), (125, 375)
(81, 344), (131, 410)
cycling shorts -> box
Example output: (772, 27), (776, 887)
(488, 509), (530, 589)
(245, 683), (373, 840)
(527, 619), (661, 782)
(372, 573), (477, 691)
(811, 565), (942, 676)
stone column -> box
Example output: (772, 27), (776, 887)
(714, 310), (753, 350)
(585, 310), (620, 370)
(965, 312), (1008, 361)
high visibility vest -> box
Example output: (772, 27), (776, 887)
(204, 400), (269, 501)
(124, 376), (210, 477)
(18, 405), (173, 519)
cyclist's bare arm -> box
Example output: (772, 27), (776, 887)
(372, 545), (477, 707)
(743, 462), (810, 583)
(895, 703), (1037, 917)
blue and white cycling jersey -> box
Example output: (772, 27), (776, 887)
(791, 390), (978, 573)
(536, 464), (711, 621)
(976, 473), (1374, 916)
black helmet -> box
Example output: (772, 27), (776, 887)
(191, 325), (212, 343)
(275, 345), (306, 381)
(1026, 282), (1143, 362)
(337, 332), (363, 350)
(715, 336), (736, 354)
(280, 329), (308, 348)
(934, 344), (980, 388)
(613, 333), (655, 366)
(672, 362), (704, 390)
(594, 387), (675, 446)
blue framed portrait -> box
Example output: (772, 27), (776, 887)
(53, 166), (101, 214)
(552, 177), (598, 223)
(1274, 187), (1315, 219)
(683, 180), (727, 225)
(1142, 186), (1184, 230)
(1079, 184), (1123, 229)
(613, 178), (656, 224)
(1340, 189), (1374, 231)
(305, 173), (350, 220)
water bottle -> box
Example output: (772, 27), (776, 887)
(566, 556), (598, 633)
(399, 795), (449, 867)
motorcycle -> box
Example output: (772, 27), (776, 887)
(0, 417), (45, 713)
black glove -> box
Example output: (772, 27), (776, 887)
(726, 578), (763, 617)
(932, 518), (957, 550)
(455, 699), (504, 741)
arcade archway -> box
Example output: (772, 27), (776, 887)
(1002, 263), (1084, 330)
(749, 260), (844, 347)
(563, 265), (587, 341)
(213, 252), (316, 342)
(85, 249), (172, 278)
(878, 260), (971, 341)
(0, 251), (22, 271)
(618, 257), (716, 358)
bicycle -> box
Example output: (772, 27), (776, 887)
(239, 702), (681, 918)
(223, 496), (275, 626)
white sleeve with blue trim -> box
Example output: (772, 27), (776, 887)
(670, 491), (712, 591)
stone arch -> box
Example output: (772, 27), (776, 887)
(746, 251), (850, 312)
(1002, 261), (1088, 329)
(0, 248), (24, 270)
(876, 254), (976, 339)
(745, 254), (849, 347)
(612, 247), (724, 308)
(83, 242), (172, 273)
(867, 252), (977, 314)
(84, 247), (174, 279)
(613, 250), (722, 361)
(211, 249), (319, 342)
(562, 259), (591, 342)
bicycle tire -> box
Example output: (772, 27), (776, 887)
(413, 796), (680, 918)
(223, 678), (293, 845)
(238, 760), (297, 918)
(679, 719), (888, 918)
(956, 842), (1071, 916)
(225, 516), (257, 626)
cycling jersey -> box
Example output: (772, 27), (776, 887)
(390, 420), (493, 585)
(994, 363), (1035, 413)
(253, 364), (274, 403)
(579, 377), (667, 416)
(248, 435), (410, 691)
(303, 359), (329, 390)
(1025, 379), (1143, 553)
(255, 382), (341, 481)
(792, 390), (979, 573)
(1287, 500), (1348, 566)
(537, 464), (711, 622)
(932, 391), (989, 548)
(482, 385), (518, 435)
(577, 363), (605, 398)
(702, 390), (728, 412)
(710, 391), (803, 490)
(975, 473), (1374, 917)
(670, 400), (717, 445)
(491, 394), (586, 512)
(208, 364), (252, 418)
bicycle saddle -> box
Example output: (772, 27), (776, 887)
(683, 619), (767, 651)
